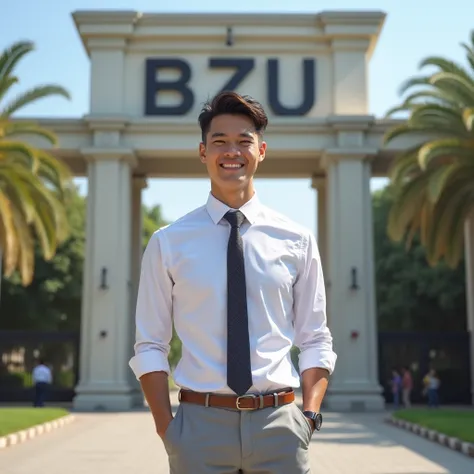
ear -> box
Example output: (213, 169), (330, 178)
(258, 141), (267, 163)
(199, 142), (207, 164)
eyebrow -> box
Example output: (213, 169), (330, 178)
(211, 132), (254, 139)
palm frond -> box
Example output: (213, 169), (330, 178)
(407, 106), (468, 138)
(35, 149), (72, 192)
(0, 40), (73, 285)
(462, 107), (474, 131)
(0, 41), (33, 78)
(11, 203), (35, 286)
(444, 192), (474, 266)
(460, 32), (474, 70)
(399, 90), (460, 109)
(383, 122), (456, 145)
(419, 57), (474, 85)
(429, 72), (474, 106)
(0, 165), (40, 223)
(0, 191), (18, 275)
(427, 170), (474, 265)
(426, 163), (461, 203)
(417, 138), (473, 170)
(387, 145), (422, 183)
(0, 76), (18, 103)
(0, 140), (38, 170)
(387, 173), (430, 242)
(398, 75), (432, 96)
(3, 121), (58, 145)
(1, 85), (70, 118)
(384, 104), (411, 118)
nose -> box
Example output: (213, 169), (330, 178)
(223, 143), (242, 157)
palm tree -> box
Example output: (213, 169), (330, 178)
(383, 31), (474, 268)
(0, 41), (72, 286)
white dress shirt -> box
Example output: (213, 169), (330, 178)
(129, 192), (337, 394)
(32, 364), (52, 384)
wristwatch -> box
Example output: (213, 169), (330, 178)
(302, 411), (323, 431)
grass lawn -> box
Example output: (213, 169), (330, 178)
(0, 408), (70, 437)
(394, 408), (474, 444)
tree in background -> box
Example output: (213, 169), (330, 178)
(1, 186), (466, 380)
(0, 41), (72, 285)
(0, 196), (171, 331)
(373, 185), (466, 332)
(0, 187), (85, 331)
(0, 193), (176, 384)
(383, 31), (474, 269)
(142, 204), (169, 250)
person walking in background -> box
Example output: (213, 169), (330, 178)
(423, 369), (440, 408)
(129, 91), (336, 473)
(391, 368), (402, 410)
(402, 366), (413, 408)
(32, 358), (52, 407)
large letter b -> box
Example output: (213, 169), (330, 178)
(145, 59), (194, 116)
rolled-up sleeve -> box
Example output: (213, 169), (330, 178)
(293, 230), (337, 375)
(129, 230), (173, 380)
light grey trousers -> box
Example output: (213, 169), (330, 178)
(162, 400), (313, 473)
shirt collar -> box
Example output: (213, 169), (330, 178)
(206, 192), (261, 225)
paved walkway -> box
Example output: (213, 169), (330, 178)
(2, 392), (474, 474)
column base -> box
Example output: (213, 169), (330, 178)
(73, 383), (142, 411)
(324, 385), (386, 412)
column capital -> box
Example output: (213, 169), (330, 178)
(81, 147), (137, 168)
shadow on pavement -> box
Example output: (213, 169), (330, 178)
(311, 412), (474, 473)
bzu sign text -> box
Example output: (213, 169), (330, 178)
(145, 58), (316, 116)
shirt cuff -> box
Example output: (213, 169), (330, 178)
(298, 347), (337, 376)
(129, 350), (171, 380)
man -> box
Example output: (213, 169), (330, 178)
(129, 91), (337, 473)
(32, 358), (52, 407)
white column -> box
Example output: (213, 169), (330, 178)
(323, 153), (384, 411)
(128, 176), (148, 404)
(465, 210), (474, 405)
(311, 177), (328, 271)
(331, 39), (370, 115)
(74, 152), (136, 411)
(311, 176), (330, 327)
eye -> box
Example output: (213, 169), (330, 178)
(213, 140), (225, 145)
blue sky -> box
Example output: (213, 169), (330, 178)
(1, 0), (471, 231)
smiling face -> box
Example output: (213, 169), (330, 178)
(199, 113), (266, 207)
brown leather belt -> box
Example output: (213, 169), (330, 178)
(178, 389), (295, 411)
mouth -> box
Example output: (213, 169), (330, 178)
(219, 163), (244, 170)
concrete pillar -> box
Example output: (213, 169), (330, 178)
(74, 152), (136, 411)
(311, 177), (327, 271)
(323, 152), (384, 411)
(311, 176), (330, 326)
(128, 176), (148, 404)
(465, 210), (474, 405)
(331, 39), (371, 115)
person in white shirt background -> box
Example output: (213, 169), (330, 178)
(32, 358), (52, 407)
(129, 91), (337, 473)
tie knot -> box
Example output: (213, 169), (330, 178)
(224, 210), (245, 228)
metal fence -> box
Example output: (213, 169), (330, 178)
(1, 329), (470, 405)
(378, 331), (472, 405)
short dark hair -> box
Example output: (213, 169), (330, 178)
(198, 91), (268, 143)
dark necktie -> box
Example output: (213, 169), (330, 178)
(223, 210), (252, 395)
